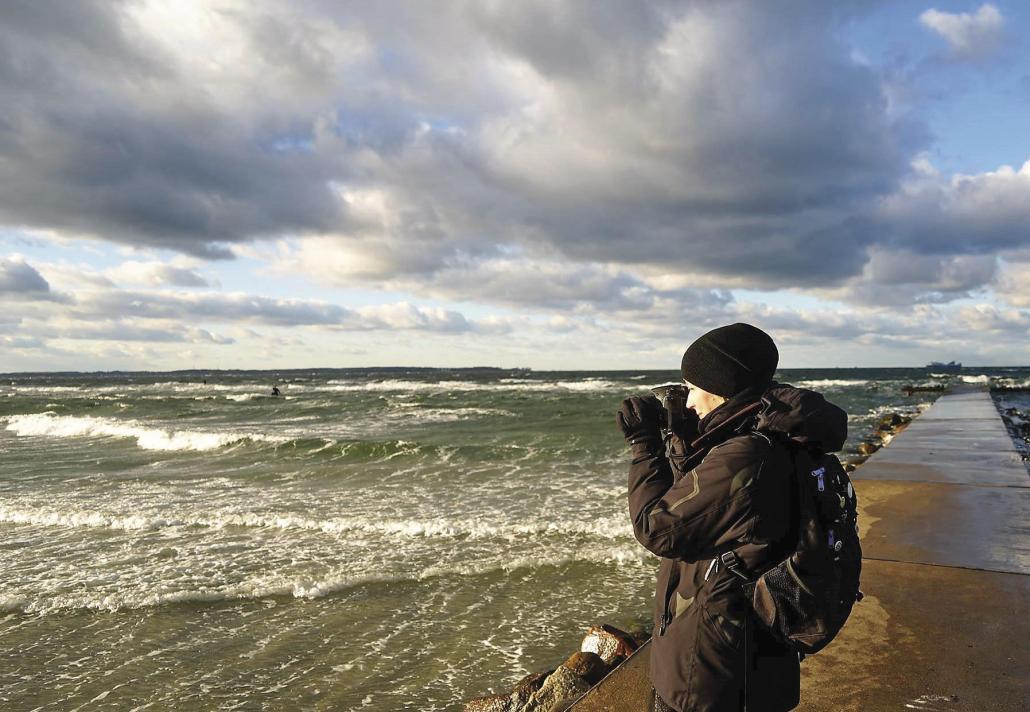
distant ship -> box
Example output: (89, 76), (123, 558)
(927, 360), (961, 371)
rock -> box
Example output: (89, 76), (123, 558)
(876, 414), (898, 430)
(463, 671), (552, 712)
(522, 665), (591, 712)
(514, 671), (550, 694)
(463, 693), (510, 712)
(510, 671), (551, 708)
(844, 455), (868, 470)
(562, 651), (609, 686)
(857, 440), (881, 456)
(579, 624), (638, 666)
(463, 625), (636, 712)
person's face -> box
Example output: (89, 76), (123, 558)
(683, 381), (727, 419)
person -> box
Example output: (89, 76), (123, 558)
(271, 386), (281, 397)
(617, 323), (847, 712)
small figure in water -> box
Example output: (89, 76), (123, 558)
(271, 386), (281, 397)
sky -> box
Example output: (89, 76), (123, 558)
(1, 0), (1029, 372)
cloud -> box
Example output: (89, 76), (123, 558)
(919, 4), (1004, 60)
(0, 255), (53, 296)
(0, 0), (350, 257)
(0, 1), (921, 285)
(828, 248), (997, 306)
(2, 0), (1028, 366)
(106, 259), (212, 287)
(876, 159), (1030, 258)
(30, 320), (236, 345)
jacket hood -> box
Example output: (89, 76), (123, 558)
(755, 383), (848, 453)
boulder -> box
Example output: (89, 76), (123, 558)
(844, 455), (868, 471)
(857, 440), (881, 456)
(877, 412), (906, 430)
(463, 672), (550, 712)
(562, 651), (609, 686)
(463, 693), (510, 712)
(522, 664), (592, 712)
(511, 672), (551, 706)
(579, 624), (638, 666)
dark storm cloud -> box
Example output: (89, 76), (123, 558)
(0, 256), (52, 296)
(0, 0), (345, 257)
(0, 0), (1025, 306)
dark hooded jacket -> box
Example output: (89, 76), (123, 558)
(627, 383), (847, 712)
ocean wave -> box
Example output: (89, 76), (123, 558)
(3, 412), (283, 451)
(0, 544), (648, 615)
(0, 573), (396, 615)
(959, 374), (990, 384)
(4, 385), (85, 394)
(794, 379), (870, 389)
(388, 405), (516, 422)
(319, 378), (627, 394)
(0, 506), (633, 541)
(224, 393), (288, 402)
(993, 376), (1030, 388)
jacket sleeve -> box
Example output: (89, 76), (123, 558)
(628, 435), (766, 561)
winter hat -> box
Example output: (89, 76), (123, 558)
(680, 323), (778, 398)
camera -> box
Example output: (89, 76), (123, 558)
(649, 382), (695, 438)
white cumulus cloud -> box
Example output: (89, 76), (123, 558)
(919, 3), (1004, 59)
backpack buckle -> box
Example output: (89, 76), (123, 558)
(720, 551), (750, 582)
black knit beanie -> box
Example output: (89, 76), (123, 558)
(680, 323), (778, 398)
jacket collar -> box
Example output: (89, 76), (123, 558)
(690, 385), (767, 450)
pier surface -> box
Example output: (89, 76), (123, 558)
(572, 385), (1030, 711)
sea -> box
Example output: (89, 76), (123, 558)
(3, 366), (1029, 711)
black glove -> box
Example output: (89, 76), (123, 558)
(617, 395), (664, 445)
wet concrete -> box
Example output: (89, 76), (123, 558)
(856, 387), (1029, 488)
(857, 478), (1030, 573)
(572, 386), (1030, 711)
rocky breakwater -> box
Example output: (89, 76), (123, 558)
(997, 406), (1030, 464)
(464, 625), (640, 712)
(843, 412), (912, 471)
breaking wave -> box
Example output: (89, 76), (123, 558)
(320, 378), (627, 393)
(0, 544), (648, 615)
(3, 413), (282, 451)
(794, 379), (870, 389)
(959, 374), (990, 384)
(0, 506), (633, 541)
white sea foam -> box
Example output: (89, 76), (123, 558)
(391, 406), (516, 422)
(3, 413), (282, 451)
(993, 376), (1030, 388)
(319, 378), (626, 393)
(6, 385), (84, 394)
(0, 508), (174, 530)
(0, 544), (647, 614)
(0, 505), (633, 541)
(223, 393), (287, 402)
(794, 379), (870, 389)
(959, 374), (990, 384)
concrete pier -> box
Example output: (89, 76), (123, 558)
(572, 385), (1030, 711)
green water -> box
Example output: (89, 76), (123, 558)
(1, 367), (1019, 710)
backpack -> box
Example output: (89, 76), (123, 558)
(721, 445), (863, 655)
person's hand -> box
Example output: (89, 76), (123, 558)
(616, 395), (663, 445)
